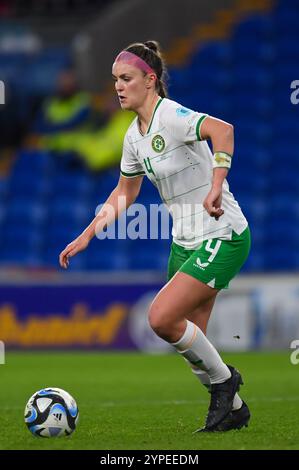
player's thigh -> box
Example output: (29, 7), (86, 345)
(186, 296), (216, 335)
(150, 271), (219, 326)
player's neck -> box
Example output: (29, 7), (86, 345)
(137, 94), (160, 135)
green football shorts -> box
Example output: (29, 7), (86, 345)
(167, 226), (251, 290)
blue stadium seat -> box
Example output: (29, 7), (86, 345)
(12, 149), (53, 172)
(8, 173), (51, 198)
(0, 223), (44, 267)
(231, 63), (272, 89)
(230, 89), (272, 116)
(269, 169), (299, 193)
(86, 237), (130, 271)
(0, 247), (42, 267)
(243, 251), (266, 272)
(190, 42), (233, 68)
(233, 15), (274, 39)
(168, 68), (193, 93)
(50, 170), (93, 197)
(49, 198), (91, 226)
(232, 37), (275, 63)
(5, 198), (47, 224)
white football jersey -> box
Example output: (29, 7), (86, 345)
(120, 97), (248, 249)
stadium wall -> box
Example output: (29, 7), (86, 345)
(0, 274), (297, 352)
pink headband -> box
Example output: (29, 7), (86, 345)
(113, 50), (156, 75)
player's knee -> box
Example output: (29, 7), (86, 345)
(148, 302), (172, 338)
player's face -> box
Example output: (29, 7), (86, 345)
(112, 62), (150, 111)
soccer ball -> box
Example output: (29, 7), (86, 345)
(24, 387), (79, 437)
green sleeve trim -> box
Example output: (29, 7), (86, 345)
(196, 115), (208, 141)
(121, 170), (145, 178)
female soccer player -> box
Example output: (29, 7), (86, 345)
(59, 41), (251, 432)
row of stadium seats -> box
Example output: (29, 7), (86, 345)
(0, 177), (297, 272)
(0, 47), (71, 95)
(0, 142), (298, 273)
(2, 158), (297, 212)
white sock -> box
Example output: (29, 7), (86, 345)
(232, 393), (243, 410)
(191, 367), (243, 410)
(172, 320), (231, 384)
(191, 368), (210, 389)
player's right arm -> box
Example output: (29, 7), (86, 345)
(59, 174), (143, 269)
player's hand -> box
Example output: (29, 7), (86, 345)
(203, 186), (224, 221)
(59, 234), (90, 269)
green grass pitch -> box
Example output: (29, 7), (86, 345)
(0, 351), (298, 450)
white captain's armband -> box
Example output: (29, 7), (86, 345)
(212, 151), (233, 169)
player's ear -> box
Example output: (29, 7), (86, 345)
(145, 73), (156, 88)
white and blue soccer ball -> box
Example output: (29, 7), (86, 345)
(24, 387), (79, 437)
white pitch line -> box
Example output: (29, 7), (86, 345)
(96, 396), (299, 408)
(5, 396), (299, 411)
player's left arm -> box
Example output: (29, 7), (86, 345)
(200, 116), (234, 220)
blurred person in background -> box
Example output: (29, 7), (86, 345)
(32, 68), (94, 135)
(27, 68), (134, 172)
(59, 40), (251, 433)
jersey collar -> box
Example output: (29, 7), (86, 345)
(138, 96), (163, 136)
